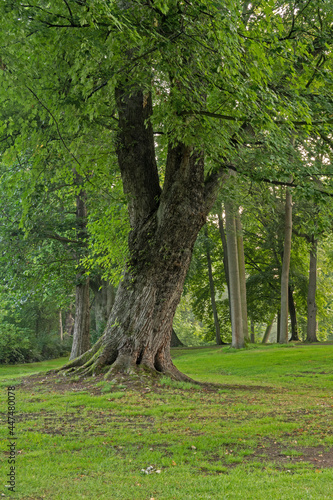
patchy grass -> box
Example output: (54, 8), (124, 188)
(0, 345), (332, 499)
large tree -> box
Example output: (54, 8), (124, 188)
(1, 0), (333, 379)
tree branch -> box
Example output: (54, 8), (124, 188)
(218, 162), (333, 198)
(62, 0), (73, 19)
(25, 85), (83, 169)
(179, 110), (333, 127)
(42, 231), (84, 245)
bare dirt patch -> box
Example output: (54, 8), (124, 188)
(247, 441), (333, 469)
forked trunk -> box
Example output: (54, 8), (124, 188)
(60, 86), (225, 380)
(63, 201), (206, 379)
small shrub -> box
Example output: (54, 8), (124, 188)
(0, 322), (34, 363)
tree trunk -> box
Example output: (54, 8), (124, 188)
(235, 212), (249, 341)
(225, 202), (244, 348)
(262, 318), (274, 344)
(91, 278), (116, 337)
(64, 304), (75, 336)
(204, 226), (222, 345)
(306, 238), (318, 342)
(276, 310), (281, 343)
(59, 310), (63, 342)
(288, 286), (299, 341)
(170, 329), (184, 347)
(70, 274), (91, 360)
(60, 87), (225, 380)
(279, 188), (292, 344)
(70, 187), (91, 360)
(218, 212), (232, 326)
(250, 320), (255, 343)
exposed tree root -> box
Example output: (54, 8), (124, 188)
(53, 330), (200, 386)
(52, 337), (105, 376)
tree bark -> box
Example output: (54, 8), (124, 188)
(235, 213), (249, 341)
(170, 329), (184, 347)
(218, 212), (232, 325)
(70, 274), (90, 360)
(91, 278), (116, 337)
(204, 226), (222, 345)
(306, 238), (318, 342)
(250, 320), (255, 343)
(262, 318), (274, 344)
(279, 188), (292, 344)
(288, 285), (299, 341)
(225, 202), (244, 348)
(64, 304), (75, 336)
(276, 309), (281, 343)
(70, 187), (91, 360)
(60, 87), (225, 380)
(59, 310), (63, 342)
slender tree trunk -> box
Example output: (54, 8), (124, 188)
(70, 274), (90, 360)
(64, 304), (75, 336)
(204, 226), (222, 345)
(106, 284), (115, 319)
(91, 278), (116, 336)
(225, 202), (244, 348)
(70, 187), (91, 360)
(59, 310), (63, 342)
(60, 88), (226, 380)
(306, 238), (318, 342)
(276, 310), (281, 343)
(279, 188), (292, 343)
(235, 213), (249, 341)
(170, 329), (184, 347)
(262, 318), (275, 344)
(250, 320), (255, 343)
(288, 286), (299, 341)
(218, 212), (232, 325)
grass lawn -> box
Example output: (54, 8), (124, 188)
(0, 344), (332, 499)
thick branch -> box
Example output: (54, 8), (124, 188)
(115, 87), (161, 228)
(42, 231), (83, 245)
(180, 110), (333, 127)
(223, 162), (333, 197)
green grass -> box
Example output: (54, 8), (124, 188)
(0, 345), (333, 499)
